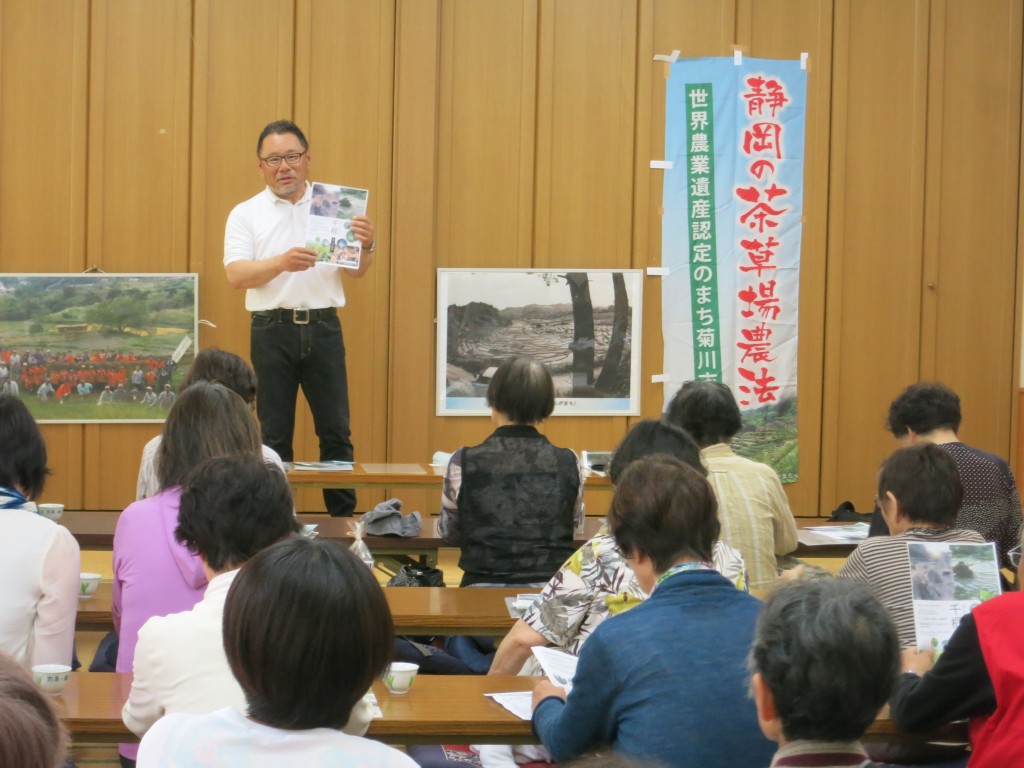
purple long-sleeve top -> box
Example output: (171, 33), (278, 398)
(112, 486), (208, 672)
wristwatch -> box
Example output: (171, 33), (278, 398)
(364, 238), (377, 254)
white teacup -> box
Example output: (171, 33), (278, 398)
(384, 662), (419, 695)
(32, 664), (71, 694)
(38, 503), (64, 521)
(79, 573), (101, 598)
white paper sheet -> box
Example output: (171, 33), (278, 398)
(485, 691), (533, 721)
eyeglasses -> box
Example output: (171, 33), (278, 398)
(1010, 545), (1021, 568)
(259, 151), (306, 168)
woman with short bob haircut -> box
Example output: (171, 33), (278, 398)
(137, 538), (416, 767)
(531, 455), (773, 768)
(440, 356), (584, 587)
(0, 395), (80, 667)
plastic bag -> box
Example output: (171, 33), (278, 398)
(347, 519), (375, 570)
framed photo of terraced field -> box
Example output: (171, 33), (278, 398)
(437, 269), (643, 416)
(0, 273), (198, 423)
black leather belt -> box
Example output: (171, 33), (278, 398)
(252, 307), (336, 325)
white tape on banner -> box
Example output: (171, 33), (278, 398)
(653, 49), (680, 63)
(800, 52), (809, 70)
(651, 374), (669, 383)
(646, 267), (669, 276)
(734, 50), (743, 66)
(649, 160), (674, 170)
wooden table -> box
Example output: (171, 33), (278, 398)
(55, 672), (967, 746)
(56, 673), (537, 745)
(79, 585), (535, 637)
(284, 462), (611, 491)
(62, 512), (606, 566)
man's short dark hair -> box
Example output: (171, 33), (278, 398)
(609, 455), (719, 570)
(486, 357), (555, 425)
(664, 380), (742, 445)
(750, 580), (899, 742)
(0, 395), (48, 500)
(175, 457), (298, 572)
(608, 419), (705, 484)
(156, 381), (262, 491)
(180, 348), (258, 404)
(0, 652), (67, 768)
(257, 120), (309, 156)
(886, 382), (962, 437)
(877, 443), (963, 526)
(223, 538), (394, 730)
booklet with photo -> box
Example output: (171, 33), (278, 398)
(305, 182), (369, 270)
(908, 540), (1001, 658)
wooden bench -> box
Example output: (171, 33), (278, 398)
(56, 672), (967, 747)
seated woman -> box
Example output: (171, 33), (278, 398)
(114, 381), (264, 765)
(531, 455), (773, 768)
(489, 419), (746, 675)
(137, 537), (415, 768)
(439, 357), (583, 587)
(889, 526), (1024, 767)
(0, 395), (79, 667)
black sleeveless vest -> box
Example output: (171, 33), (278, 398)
(456, 425), (580, 586)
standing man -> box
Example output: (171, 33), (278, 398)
(223, 120), (375, 517)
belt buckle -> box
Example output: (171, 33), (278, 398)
(292, 308), (311, 325)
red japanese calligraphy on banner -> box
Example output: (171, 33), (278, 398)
(735, 75), (791, 407)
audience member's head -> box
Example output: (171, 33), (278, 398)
(223, 537), (394, 731)
(0, 394), (48, 500)
(608, 419), (704, 484)
(175, 457), (298, 573)
(609, 455), (719, 577)
(886, 382), (961, 439)
(663, 380), (742, 446)
(0, 652), (67, 768)
(749, 580), (899, 744)
(486, 356), (555, 425)
(156, 381), (262, 491)
(179, 348), (259, 404)
(877, 443), (963, 528)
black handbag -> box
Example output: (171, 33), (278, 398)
(386, 563), (446, 587)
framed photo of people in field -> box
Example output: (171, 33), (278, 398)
(0, 274), (198, 423)
(437, 269), (643, 416)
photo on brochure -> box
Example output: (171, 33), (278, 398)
(305, 182), (369, 270)
(908, 540), (1001, 658)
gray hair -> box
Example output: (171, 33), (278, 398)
(749, 580), (899, 742)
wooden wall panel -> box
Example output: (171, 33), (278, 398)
(528, 0), (639, 508)
(190, 0), (304, 510)
(0, 1), (88, 507)
(0, 0), (88, 268)
(292, 0), (397, 510)
(637, 1), (736, 465)
(82, 0), (193, 510)
(740, 0), (833, 516)
(388, 0), (443, 516)
(921, 0), (1022, 453)
(821, 0), (930, 511)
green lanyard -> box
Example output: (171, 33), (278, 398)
(654, 561), (715, 590)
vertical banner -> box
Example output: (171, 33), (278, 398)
(661, 57), (807, 482)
